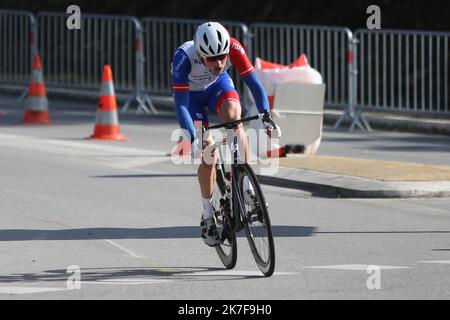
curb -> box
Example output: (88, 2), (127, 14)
(257, 167), (450, 198)
(324, 111), (450, 136)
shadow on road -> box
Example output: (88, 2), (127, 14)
(0, 225), (316, 241)
(0, 266), (267, 284)
(93, 173), (197, 178)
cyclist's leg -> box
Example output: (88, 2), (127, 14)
(198, 131), (220, 246)
(208, 74), (249, 163)
(197, 131), (217, 200)
(189, 91), (218, 221)
(189, 92), (220, 245)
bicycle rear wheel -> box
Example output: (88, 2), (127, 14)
(236, 164), (275, 277)
(212, 164), (237, 269)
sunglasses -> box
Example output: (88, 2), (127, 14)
(205, 54), (228, 62)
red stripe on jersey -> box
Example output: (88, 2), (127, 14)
(215, 91), (241, 112)
(173, 87), (189, 92)
(240, 66), (254, 77)
(229, 38), (254, 78)
(172, 82), (189, 92)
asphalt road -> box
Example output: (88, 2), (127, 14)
(1, 94), (450, 299)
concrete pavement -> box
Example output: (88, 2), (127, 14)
(2, 92), (450, 199)
(2, 93), (450, 299)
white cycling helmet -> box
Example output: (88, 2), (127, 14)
(194, 22), (230, 58)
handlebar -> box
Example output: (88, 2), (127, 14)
(205, 114), (261, 130)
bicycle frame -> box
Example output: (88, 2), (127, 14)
(206, 114), (261, 233)
(210, 135), (243, 233)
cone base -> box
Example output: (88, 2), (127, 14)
(89, 125), (127, 141)
(21, 110), (52, 124)
(267, 147), (286, 158)
(89, 134), (127, 141)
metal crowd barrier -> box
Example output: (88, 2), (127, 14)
(36, 12), (154, 113)
(354, 28), (450, 115)
(2, 9), (450, 121)
(140, 17), (249, 99)
(0, 9), (37, 101)
(248, 23), (354, 109)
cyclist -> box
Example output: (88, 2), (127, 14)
(171, 22), (280, 246)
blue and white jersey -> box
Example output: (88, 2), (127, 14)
(171, 37), (270, 141)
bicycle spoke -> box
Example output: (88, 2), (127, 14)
(237, 164), (275, 276)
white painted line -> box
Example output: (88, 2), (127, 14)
(82, 279), (173, 285)
(181, 270), (295, 277)
(420, 260), (450, 264)
(107, 157), (169, 169)
(47, 138), (165, 156)
(102, 239), (145, 259)
(0, 132), (166, 157)
(0, 287), (67, 295)
(303, 264), (411, 271)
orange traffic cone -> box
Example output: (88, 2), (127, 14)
(289, 54), (309, 68)
(267, 146), (286, 158)
(89, 65), (127, 141)
(21, 53), (52, 124)
(255, 57), (286, 70)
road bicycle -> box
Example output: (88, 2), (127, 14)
(201, 113), (275, 277)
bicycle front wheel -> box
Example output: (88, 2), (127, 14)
(237, 164), (275, 277)
(213, 164), (237, 269)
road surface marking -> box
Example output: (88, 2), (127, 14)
(102, 239), (145, 259)
(420, 260), (450, 264)
(0, 287), (67, 295)
(106, 156), (170, 169)
(16, 213), (173, 273)
(181, 270), (295, 277)
(0, 132), (165, 157)
(82, 278), (173, 285)
(303, 264), (411, 270)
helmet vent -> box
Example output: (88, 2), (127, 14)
(216, 31), (222, 53)
(223, 39), (229, 52)
(199, 46), (209, 56)
(203, 33), (209, 46)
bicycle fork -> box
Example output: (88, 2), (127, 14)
(213, 134), (247, 234)
(231, 135), (248, 234)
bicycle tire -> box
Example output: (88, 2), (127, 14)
(236, 164), (275, 277)
(213, 163), (237, 269)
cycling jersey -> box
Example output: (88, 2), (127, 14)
(171, 37), (269, 141)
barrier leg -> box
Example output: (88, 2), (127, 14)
(348, 108), (371, 132)
(334, 107), (371, 132)
(15, 88), (28, 107)
(121, 92), (157, 115)
(332, 108), (350, 130)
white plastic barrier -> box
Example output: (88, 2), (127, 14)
(247, 55), (326, 157)
(272, 82), (326, 155)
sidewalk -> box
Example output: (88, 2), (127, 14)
(257, 155), (450, 198)
(256, 108), (450, 198)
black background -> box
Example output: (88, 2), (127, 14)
(1, 0), (449, 31)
